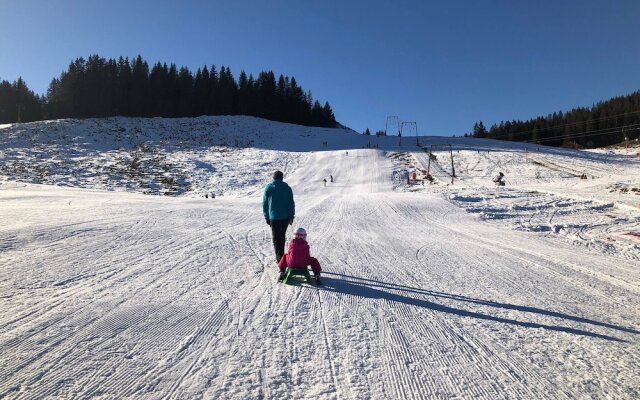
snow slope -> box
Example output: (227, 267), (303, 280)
(1, 117), (639, 399)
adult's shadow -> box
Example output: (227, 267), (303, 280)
(320, 272), (636, 342)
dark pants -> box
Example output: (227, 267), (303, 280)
(270, 219), (289, 262)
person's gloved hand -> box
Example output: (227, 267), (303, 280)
(266, 219), (271, 226)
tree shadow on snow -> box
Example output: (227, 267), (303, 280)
(320, 272), (638, 342)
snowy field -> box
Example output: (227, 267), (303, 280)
(1, 117), (639, 399)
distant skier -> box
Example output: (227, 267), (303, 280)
(278, 228), (322, 284)
(492, 172), (505, 186)
(330, 175), (333, 183)
(263, 170), (295, 263)
(323, 178), (327, 187)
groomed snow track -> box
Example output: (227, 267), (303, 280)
(1, 146), (639, 399)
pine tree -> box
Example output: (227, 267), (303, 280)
(130, 55), (150, 116)
(237, 70), (250, 115)
(117, 57), (133, 116)
(322, 102), (336, 127)
(149, 62), (169, 116)
(217, 66), (237, 115)
(207, 65), (219, 115)
(257, 71), (277, 119)
(176, 67), (193, 117)
(473, 121), (487, 138)
(0, 77), (43, 123)
(310, 101), (324, 126)
(16, 53), (345, 128)
(193, 67), (205, 116)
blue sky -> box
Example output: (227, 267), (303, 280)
(1, 0), (639, 135)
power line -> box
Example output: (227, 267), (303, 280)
(528, 124), (640, 144)
(525, 123), (640, 144)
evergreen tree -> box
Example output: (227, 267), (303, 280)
(275, 74), (287, 121)
(130, 55), (150, 116)
(310, 101), (324, 127)
(246, 73), (258, 116)
(322, 102), (336, 127)
(176, 67), (193, 117)
(193, 67), (205, 116)
(149, 62), (169, 117)
(0, 77), (43, 123)
(217, 66), (237, 115)
(256, 71), (277, 119)
(31, 54), (342, 128)
(105, 58), (119, 116)
(166, 64), (179, 117)
(472, 121), (488, 138)
(207, 65), (219, 115)
(45, 77), (63, 118)
(237, 70), (250, 115)
(117, 57), (133, 116)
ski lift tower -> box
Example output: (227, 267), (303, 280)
(426, 144), (456, 184)
(401, 121), (419, 147)
(385, 116), (400, 137)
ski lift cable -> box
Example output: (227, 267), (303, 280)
(525, 123), (640, 144)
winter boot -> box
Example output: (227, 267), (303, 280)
(278, 270), (286, 282)
(314, 274), (322, 285)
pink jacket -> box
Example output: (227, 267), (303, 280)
(282, 238), (313, 268)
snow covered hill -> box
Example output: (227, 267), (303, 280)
(1, 117), (639, 399)
(0, 116), (363, 198)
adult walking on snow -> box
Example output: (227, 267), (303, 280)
(262, 170), (295, 263)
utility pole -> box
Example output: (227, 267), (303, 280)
(449, 145), (456, 184)
(624, 127), (629, 154)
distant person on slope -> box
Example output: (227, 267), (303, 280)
(262, 170), (295, 263)
(492, 172), (505, 186)
(278, 228), (322, 284)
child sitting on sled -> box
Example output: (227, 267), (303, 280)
(278, 227), (322, 284)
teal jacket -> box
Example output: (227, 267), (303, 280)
(262, 179), (295, 221)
